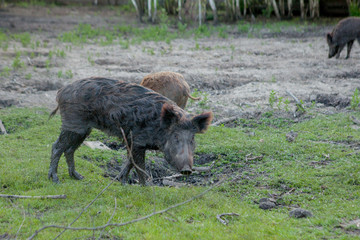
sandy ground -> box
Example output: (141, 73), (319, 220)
(1, 6), (360, 121)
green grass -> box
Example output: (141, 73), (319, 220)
(1, 107), (360, 239)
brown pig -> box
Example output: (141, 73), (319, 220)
(327, 17), (360, 59)
(48, 77), (213, 185)
(140, 71), (200, 109)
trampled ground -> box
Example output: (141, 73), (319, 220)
(1, 6), (359, 120)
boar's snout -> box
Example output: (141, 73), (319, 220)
(180, 165), (192, 175)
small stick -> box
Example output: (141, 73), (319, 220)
(351, 115), (360, 125)
(163, 174), (183, 180)
(192, 166), (211, 172)
(212, 116), (238, 126)
(286, 90), (305, 113)
(0, 194), (66, 199)
(216, 213), (240, 225)
(0, 120), (7, 135)
(16, 207), (26, 239)
(120, 128), (151, 181)
(245, 154), (263, 161)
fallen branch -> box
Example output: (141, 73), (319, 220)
(0, 194), (66, 199)
(28, 177), (228, 239)
(216, 213), (240, 225)
(212, 116), (238, 126)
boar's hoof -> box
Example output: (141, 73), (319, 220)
(180, 166), (192, 175)
(69, 170), (84, 180)
(48, 171), (60, 183)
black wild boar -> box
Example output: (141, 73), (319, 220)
(140, 71), (200, 109)
(326, 17), (360, 59)
(48, 77), (213, 185)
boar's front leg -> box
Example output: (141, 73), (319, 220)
(346, 40), (354, 59)
(117, 160), (133, 184)
(118, 147), (146, 185)
(132, 147), (147, 185)
(119, 146), (147, 185)
(336, 44), (345, 59)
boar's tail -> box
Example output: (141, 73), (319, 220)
(48, 105), (59, 120)
(187, 93), (201, 101)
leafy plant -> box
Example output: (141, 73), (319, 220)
(12, 33), (31, 47)
(65, 69), (73, 79)
(25, 73), (32, 80)
(269, 90), (277, 108)
(237, 22), (251, 33)
(0, 66), (11, 77)
(12, 52), (25, 70)
(57, 70), (63, 78)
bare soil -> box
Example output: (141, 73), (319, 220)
(1, 6), (359, 121)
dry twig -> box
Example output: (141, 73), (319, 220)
(216, 213), (240, 225)
(28, 177), (228, 239)
(286, 90), (305, 115)
(245, 154), (263, 161)
(120, 128), (151, 181)
(351, 115), (360, 125)
(15, 207), (26, 240)
(0, 194), (66, 199)
(212, 116), (238, 126)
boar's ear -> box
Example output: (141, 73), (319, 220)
(161, 103), (180, 129)
(192, 112), (213, 133)
(326, 33), (332, 44)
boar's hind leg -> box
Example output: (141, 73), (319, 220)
(49, 129), (90, 183)
(346, 40), (354, 59)
(64, 130), (91, 180)
(336, 44), (345, 59)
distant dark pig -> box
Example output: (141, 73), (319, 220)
(326, 17), (360, 59)
(140, 71), (200, 109)
(48, 77), (213, 185)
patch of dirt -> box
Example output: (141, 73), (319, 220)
(1, 6), (359, 119)
(315, 93), (350, 108)
(85, 151), (260, 187)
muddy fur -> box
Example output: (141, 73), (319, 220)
(140, 71), (200, 109)
(327, 17), (360, 59)
(48, 77), (213, 185)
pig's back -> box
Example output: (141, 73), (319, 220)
(333, 17), (360, 44)
(56, 77), (173, 135)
